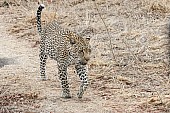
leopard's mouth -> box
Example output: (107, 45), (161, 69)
(80, 61), (87, 65)
(79, 59), (89, 65)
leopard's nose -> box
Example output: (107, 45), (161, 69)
(80, 60), (87, 65)
(85, 57), (90, 61)
(81, 61), (87, 65)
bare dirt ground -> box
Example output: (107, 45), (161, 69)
(0, 0), (170, 113)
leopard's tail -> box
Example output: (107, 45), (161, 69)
(37, 4), (45, 35)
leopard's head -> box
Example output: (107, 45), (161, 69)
(78, 37), (91, 65)
(69, 32), (91, 65)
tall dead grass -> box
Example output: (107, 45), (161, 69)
(1, 0), (170, 112)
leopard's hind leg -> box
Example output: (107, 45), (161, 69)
(39, 46), (48, 80)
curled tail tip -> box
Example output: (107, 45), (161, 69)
(40, 4), (45, 8)
(38, 4), (45, 9)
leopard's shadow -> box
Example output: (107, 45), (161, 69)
(0, 58), (15, 68)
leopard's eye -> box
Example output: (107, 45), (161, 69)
(79, 50), (83, 52)
(89, 49), (91, 53)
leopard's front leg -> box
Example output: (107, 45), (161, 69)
(75, 64), (89, 98)
(58, 64), (71, 98)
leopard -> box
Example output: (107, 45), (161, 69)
(36, 4), (91, 98)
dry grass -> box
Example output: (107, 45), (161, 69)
(0, 0), (170, 112)
(0, 90), (39, 113)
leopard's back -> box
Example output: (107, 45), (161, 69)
(41, 21), (73, 59)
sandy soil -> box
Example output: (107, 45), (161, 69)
(0, 0), (170, 113)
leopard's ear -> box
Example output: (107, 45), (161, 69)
(68, 32), (76, 45)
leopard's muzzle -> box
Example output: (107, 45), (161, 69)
(80, 56), (90, 65)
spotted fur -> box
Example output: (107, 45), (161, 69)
(37, 4), (91, 98)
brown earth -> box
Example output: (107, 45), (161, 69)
(0, 0), (170, 113)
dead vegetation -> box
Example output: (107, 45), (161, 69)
(0, 0), (170, 112)
(0, 90), (39, 113)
